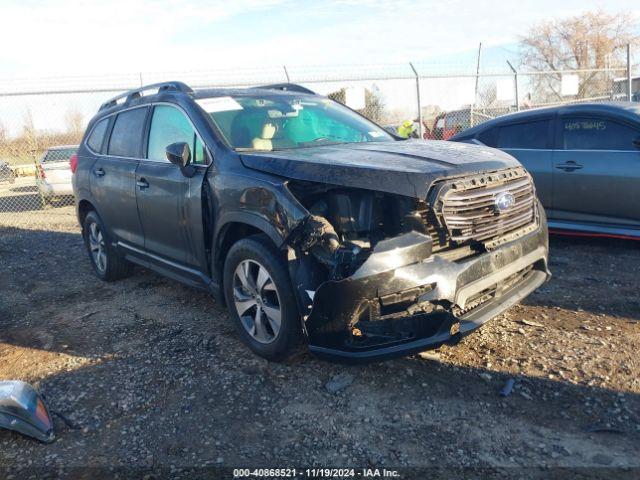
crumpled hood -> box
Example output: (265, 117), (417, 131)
(240, 140), (520, 198)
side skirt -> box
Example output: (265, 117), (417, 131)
(116, 241), (223, 302)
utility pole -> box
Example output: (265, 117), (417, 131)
(627, 44), (633, 102)
(470, 42), (482, 127)
(409, 62), (423, 138)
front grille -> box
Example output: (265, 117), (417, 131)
(439, 168), (536, 243)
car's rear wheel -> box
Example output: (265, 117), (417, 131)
(82, 210), (133, 281)
(223, 235), (302, 360)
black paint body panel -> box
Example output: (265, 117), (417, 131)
(73, 85), (549, 362)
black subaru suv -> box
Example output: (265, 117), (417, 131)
(73, 81), (550, 362)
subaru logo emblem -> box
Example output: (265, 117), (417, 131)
(494, 192), (515, 212)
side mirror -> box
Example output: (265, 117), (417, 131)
(165, 142), (191, 168)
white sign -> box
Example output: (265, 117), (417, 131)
(496, 78), (514, 102)
(345, 87), (366, 110)
(196, 96), (243, 113)
(561, 74), (580, 96)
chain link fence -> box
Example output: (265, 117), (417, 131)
(0, 62), (636, 226)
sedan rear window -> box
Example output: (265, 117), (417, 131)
(562, 117), (640, 150)
(42, 148), (77, 162)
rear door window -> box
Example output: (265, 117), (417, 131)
(561, 117), (640, 150)
(497, 120), (550, 149)
(147, 105), (206, 164)
(107, 107), (148, 158)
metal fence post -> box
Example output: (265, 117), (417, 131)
(409, 62), (423, 138)
(507, 61), (520, 111)
(627, 44), (632, 102)
(470, 42), (482, 127)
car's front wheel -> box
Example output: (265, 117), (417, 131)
(82, 210), (133, 281)
(223, 235), (302, 361)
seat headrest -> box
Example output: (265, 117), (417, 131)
(261, 123), (276, 140)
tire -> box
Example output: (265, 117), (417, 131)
(82, 210), (133, 281)
(223, 234), (302, 361)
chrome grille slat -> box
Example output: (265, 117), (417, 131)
(444, 185), (533, 209)
(444, 178), (531, 201)
(448, 209), (534, 238)
(440, 169), (536, 243)
(449, 210), (535, 241)
(445, 198), (534, 222)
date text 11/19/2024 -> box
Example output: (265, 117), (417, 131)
(233, 468), (401, 478)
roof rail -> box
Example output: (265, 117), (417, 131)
(253, 83), (316, 95)
(99, 81), (193, 112)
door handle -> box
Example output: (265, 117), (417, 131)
(555, 161), (583, 172)
(136, 179), (149, 189)
(93, 168), (105, 177)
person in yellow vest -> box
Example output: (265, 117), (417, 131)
(397, 120), (417, 138)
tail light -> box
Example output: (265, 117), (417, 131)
(69, 153), (78, 174)
(37, 164), (46, 179)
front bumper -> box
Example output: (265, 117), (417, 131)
(306, 221), (549, 363)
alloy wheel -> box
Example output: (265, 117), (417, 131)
(88, 222), (107, 274)
(232, 259), (282, 344)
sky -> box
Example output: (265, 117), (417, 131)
(0, 0), (637, 79)
(0, 0), (637, 138)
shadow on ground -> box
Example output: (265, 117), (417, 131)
(0, 225), (639, 476)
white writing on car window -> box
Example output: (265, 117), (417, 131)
(564, 120), (606, 131)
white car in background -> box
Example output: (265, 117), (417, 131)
(37, 145), (77, 203)
(0, 160), (16, 184)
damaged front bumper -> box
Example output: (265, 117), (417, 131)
(305, 222), (549, 363)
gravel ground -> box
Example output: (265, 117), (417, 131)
(0, 207), (639, 479)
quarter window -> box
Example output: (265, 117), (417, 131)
(562, 117), (640, 150)
(497, 120), (550, 149)
(107, 108), (148, 157)
(87, 118), (109, 153)
(147, 105), (205, 164)
(478, 127), (499, 147)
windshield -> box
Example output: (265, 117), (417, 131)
(197, 94), (394, 151)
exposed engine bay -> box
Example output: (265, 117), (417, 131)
(287, 180), (437, 281)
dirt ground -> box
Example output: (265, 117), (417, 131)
(0, 207), (639, 479)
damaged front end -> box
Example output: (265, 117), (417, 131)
(285, 167), (550, 362)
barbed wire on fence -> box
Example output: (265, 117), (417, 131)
(0, 60), (638, 222)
